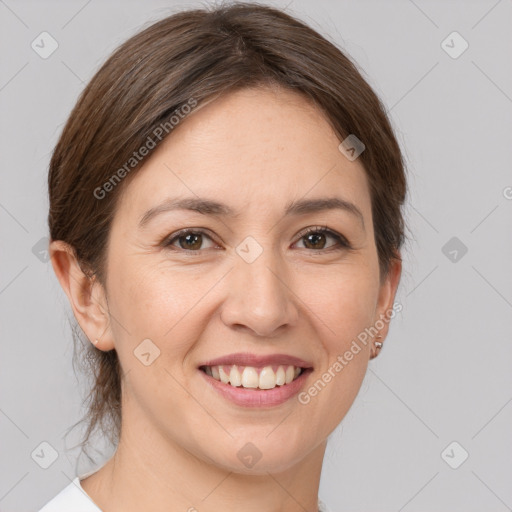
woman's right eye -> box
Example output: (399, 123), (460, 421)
(165, 229), (218, 252)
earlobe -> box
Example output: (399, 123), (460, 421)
(49, 240), (115, 351)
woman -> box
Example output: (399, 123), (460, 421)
(39, 2), (406, 511)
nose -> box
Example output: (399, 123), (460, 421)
(220, 247), (299, 338)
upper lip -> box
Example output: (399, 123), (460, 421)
(199, 352), (314, 369)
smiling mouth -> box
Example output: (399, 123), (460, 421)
(199, 364), (310, 390)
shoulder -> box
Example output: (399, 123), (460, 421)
(38, 477), (102, 512)
(318, 497), (334, 512)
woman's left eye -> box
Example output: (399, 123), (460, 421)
(293, 226), (350, 251)
(164, 226), (350, 253)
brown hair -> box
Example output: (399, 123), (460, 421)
(48, 1), (407, 458)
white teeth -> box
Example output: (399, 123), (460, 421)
(241, 366), (259, 388)
(285, 365), (295, 384)
(259, 366), (276, 389)
(229, 365), (242, 387)
(219, 366), (230, 384)
(275, 366), (286, 386)
(203, 364), (305, 390)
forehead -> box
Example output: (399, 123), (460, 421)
(115, 87), (372, 222)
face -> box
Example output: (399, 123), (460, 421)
(99, 86), (400, 473)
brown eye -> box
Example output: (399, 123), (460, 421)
(295, 227), (350, 251)
(303, 231), (328, 249)
(166, 229), (217, 251)
(176, 232), (203, 250)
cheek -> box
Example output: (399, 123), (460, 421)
(304, 264), (379, 339)
(105, 263), (202, 405)
(305, 266), (377, 394)
(107, 260), (215, 351)
(304, 276), (376, 401)
(292, 270), (378, 436)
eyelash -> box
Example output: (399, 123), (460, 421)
(163, 225), (352, 255)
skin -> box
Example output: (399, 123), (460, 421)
(50, 86), (401, 512)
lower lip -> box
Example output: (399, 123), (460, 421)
(198, 368), (312, 407)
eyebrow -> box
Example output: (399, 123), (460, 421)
(138, 196), (365, 230)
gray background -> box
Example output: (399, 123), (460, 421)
(1, 0), (511, 510)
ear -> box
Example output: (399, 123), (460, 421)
(49, 240), (115, 351)
(370, 254), (402, 359)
